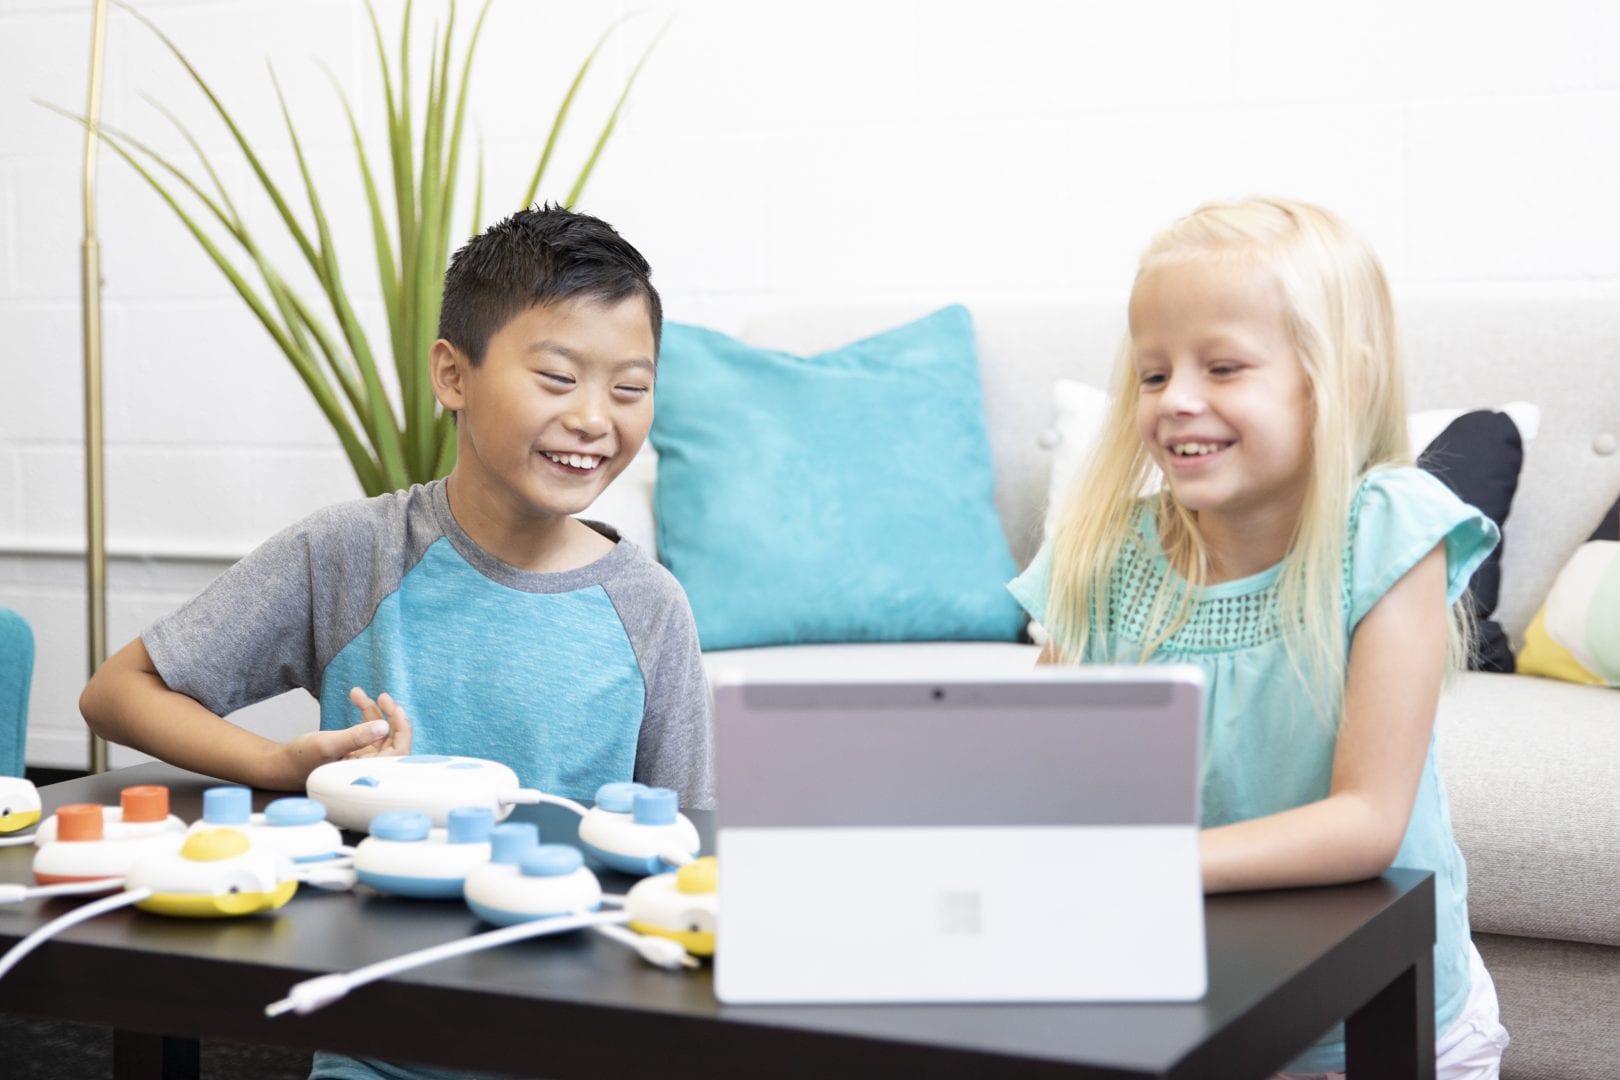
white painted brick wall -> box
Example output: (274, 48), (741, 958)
(2, 0), (1616, 768)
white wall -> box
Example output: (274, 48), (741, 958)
(3, 0), (1617, 769)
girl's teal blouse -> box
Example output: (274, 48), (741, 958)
(1008, 467), (1498, 1072)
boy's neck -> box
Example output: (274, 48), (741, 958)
(443, 474), (614, 574)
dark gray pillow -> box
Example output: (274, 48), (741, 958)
(1416, 410), (1524, 672)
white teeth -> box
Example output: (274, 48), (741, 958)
(545, 452), (602, 469)
(1170, 442), (1223, 456)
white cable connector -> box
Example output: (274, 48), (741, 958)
(295, 864), (358, 891)
(265, 909), (630, 1018)
(593, 923), (697, 970)
(0, 888), (152, 982)
(264, 973), (351, 1018)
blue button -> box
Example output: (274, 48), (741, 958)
(369, 811), (431, 842)
(520, 844), (583, 878)
(350, 776), (380, 788)
(632, 787), (678, 827)
(447, 806), (495, 845)
(264, 797), (326, 827)
(593, 782), (645, 814)
(202, 786), (251, 825)
(489, 822), (540, 865)
(400, 755), (451, 765)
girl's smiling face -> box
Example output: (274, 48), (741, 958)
(1129, 257), (1315, 548)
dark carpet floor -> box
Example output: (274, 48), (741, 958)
(0, 1013), (311, 1079)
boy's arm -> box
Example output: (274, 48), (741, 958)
(628, 592), (715, 811)
(81, 637), (398, 791)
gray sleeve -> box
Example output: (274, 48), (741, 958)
(603, 549), (716, 811)
(142, 490), (435, 717)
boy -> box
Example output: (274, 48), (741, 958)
(81, 205), (713, 813)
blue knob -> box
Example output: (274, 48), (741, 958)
(520, 844), (583, 878)
(489, 822), (540, 865)
(264, 797), (326, 827)
(632, 787), (678, 826)
(593, 782), (645, 813)
(369, 811), (431, 842)
(447, 806), (495, 845)
(202, 786), (252, 825)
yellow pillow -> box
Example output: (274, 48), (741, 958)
(1516, 494), (1620, 686)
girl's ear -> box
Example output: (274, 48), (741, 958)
(430, 339), (467, 411)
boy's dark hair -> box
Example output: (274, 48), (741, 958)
(438, 204), (662, 363)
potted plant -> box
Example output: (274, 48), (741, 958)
(60, 0), (660, 496)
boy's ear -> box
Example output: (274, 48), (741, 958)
(430, 339), (467, 411)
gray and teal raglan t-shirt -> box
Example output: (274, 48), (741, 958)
(143, 478), (714, 810)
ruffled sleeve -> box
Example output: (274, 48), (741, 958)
(1007, 540), (1055, 624)
(1347, 467), (1500, 631)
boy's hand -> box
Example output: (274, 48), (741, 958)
(342, 687), (413, 759)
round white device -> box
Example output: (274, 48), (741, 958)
(305, 755), (539, 832)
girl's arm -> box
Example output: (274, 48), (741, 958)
(1199, 541), (1450, 893)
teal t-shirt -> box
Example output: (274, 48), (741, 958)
(1008, 467), (1497, 1072)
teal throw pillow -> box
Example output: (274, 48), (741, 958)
(651, 305), (1027, 650)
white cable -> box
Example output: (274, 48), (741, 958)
(0, 888), (152, 982)
(657, 846), (696, 868)
(0, 878), (125, 904)
(264, 908), (631, 1017)
(592, 923), (697, 970)
(534, 793), (589, 817)
(501, 788), (589, 815)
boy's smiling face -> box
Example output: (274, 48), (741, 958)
(434, 294), (657, 538)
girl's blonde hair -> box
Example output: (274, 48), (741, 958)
(1046, 196), (1468, 710)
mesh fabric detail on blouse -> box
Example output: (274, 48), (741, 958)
(1106, 533), (1285, 655)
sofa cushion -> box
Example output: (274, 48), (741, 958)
(650, 306), (1027, 650)
(1515, 492), (1620, 687)
(1436, 671), (1620, 947)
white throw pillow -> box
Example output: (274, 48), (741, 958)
(1040, 379), (1112, 540)
(1407, 402), (1540, 453)
(579, 443), (660, 557)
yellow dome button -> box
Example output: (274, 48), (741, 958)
(181, 827), (251, 862)
(675, 855), (718, 895)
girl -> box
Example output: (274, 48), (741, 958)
(1009, 198), (1510, 1078)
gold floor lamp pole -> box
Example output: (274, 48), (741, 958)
(83, 0), (110, 774)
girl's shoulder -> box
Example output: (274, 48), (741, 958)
(1348, 466), (1487, 550)
(1346, 466), (1500, 628)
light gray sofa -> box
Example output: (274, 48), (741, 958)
(646, 288), (1620, 1079)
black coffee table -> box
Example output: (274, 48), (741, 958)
(0, 762), (1435, 1079)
